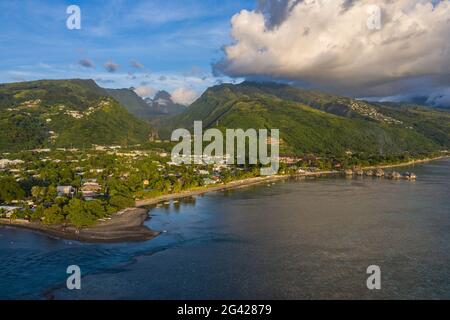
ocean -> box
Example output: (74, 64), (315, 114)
(1, 159), (449, 299)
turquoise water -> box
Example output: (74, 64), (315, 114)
(1, 159), (449, 299)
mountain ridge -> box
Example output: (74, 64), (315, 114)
(0, 79), (152, 151)
(106, 88), (185, 119)
(156, 82), (450, 156)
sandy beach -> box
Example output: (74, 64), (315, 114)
(138, 174), (293, 207)
(363, 155), (449, 170)
(136, 170), (338, 207)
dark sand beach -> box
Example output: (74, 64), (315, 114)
(0, 208), (158, 243)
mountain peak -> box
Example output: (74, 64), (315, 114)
(154, 90), (172, 101)
(156, 81), (449, 156)
(105, 88), (185, 118)
(146, 91), (185, 116)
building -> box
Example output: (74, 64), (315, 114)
(0, 206), (22, 218)
(89, 168), (105, 173)
(0, 159), (24, 169)
(203, 178), (217, 186)
(80, 180), (102, 200)
(57, 186), (76, 197)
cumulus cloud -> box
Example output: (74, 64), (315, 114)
(215, 0), (450, 98)
(104, 60), (120, 73)
(171, 87), (200, 105)
(134, 86), (157, 98)
(79, 59), (94, 68)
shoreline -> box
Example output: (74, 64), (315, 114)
(136, 155), (449, 208)
(1, 155), (447, 243)
(363, 155), (449, 170)
(135, 173), (324, 207)
(0, 207), (159, 243)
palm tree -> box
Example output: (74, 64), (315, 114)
(9, 210), (18, 223)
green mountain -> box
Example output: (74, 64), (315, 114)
(0, 79), (152, 151)
(158, 82), (450, 156)
(105, 88), (153, 119)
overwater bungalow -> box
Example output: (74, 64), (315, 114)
(403, 172), (417, 180)
(375, 168), (385, 177)
(387, 171), (401, 179)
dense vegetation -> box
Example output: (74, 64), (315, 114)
(158, 82), (450, 157)
(0, 79), (152, 151)
(0, 146), (263, 228)
(106, 88), (155, 119)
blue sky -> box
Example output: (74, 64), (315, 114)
(0, 0), (254, 97)
(1, 0), (448, 106)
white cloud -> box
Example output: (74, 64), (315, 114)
(171, 87), (200, 105)
(134, 86), (157, 98)
(216, 0), (450, 96)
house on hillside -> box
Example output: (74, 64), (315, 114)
(0, 159), (24, 169)
(89, 168), (105, 173)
